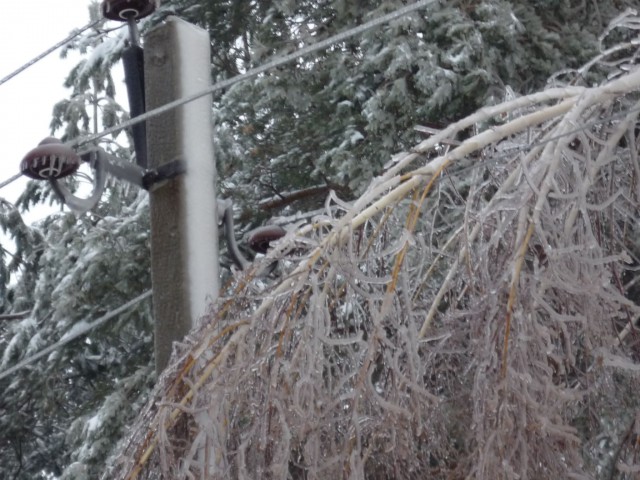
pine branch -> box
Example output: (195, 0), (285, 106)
(0, 310), (30, 321)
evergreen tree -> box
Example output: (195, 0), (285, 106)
(0, 5), (154, 479)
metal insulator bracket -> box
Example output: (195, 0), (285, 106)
(142, 159), (186, 191)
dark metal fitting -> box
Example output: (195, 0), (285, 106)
(101, 0), (158, 21)
(142, 159), (186, 190)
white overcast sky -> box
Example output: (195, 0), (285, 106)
(0, 0), (120, 211)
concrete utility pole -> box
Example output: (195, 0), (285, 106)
(144, 17), (219, 373)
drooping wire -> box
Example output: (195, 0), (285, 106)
(0, 172), (22, 191)
(0, 289), (152, 381)
(0, 18), (101, 88)
(71, 0), (438, 148)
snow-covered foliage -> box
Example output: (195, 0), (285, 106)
(0, 188), (154, 479)
(0, 5), (155, 473)
(107, 10), (640, 479)
(210, 0), (625, 228)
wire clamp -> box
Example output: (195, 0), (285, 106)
(142, 159), (186, 191)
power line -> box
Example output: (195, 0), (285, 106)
(4, 0), (633, 168)
(71, 0), (438, 148)
(0, 2), (441, 377)
(0, 1), (635, 380)
(0, 172), (22, 191)
(0, 19), (100, 194)
(3, 2), (437, 193)
(0, 289), (152, 382)
(0, 19), (101, 88)
(67, 0), (639, 154)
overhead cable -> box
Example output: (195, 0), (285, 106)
(0, 19), (101, 88)
(71, 0), (637, 153)
(71, 0), (438, 148)
(0, 172), (22, 191)
(0, 289), (152, 381)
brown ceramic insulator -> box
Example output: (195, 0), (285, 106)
(101, 0), (157, 21)
(248, 225), (287, 254)
(20, 138), (81, 180)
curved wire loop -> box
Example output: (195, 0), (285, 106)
(50, 150), (108, 214)
(217, 199), (287, 271)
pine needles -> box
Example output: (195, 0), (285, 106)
(107, 13), (640, 480)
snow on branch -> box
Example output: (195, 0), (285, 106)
(107, 32), (640, 480)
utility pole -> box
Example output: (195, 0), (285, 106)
(144, 17), (219, 373)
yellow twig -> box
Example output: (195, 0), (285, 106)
(386, 160), (450, 296)
(501, 222), (535, 379)
(126, 321), (250, 480)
